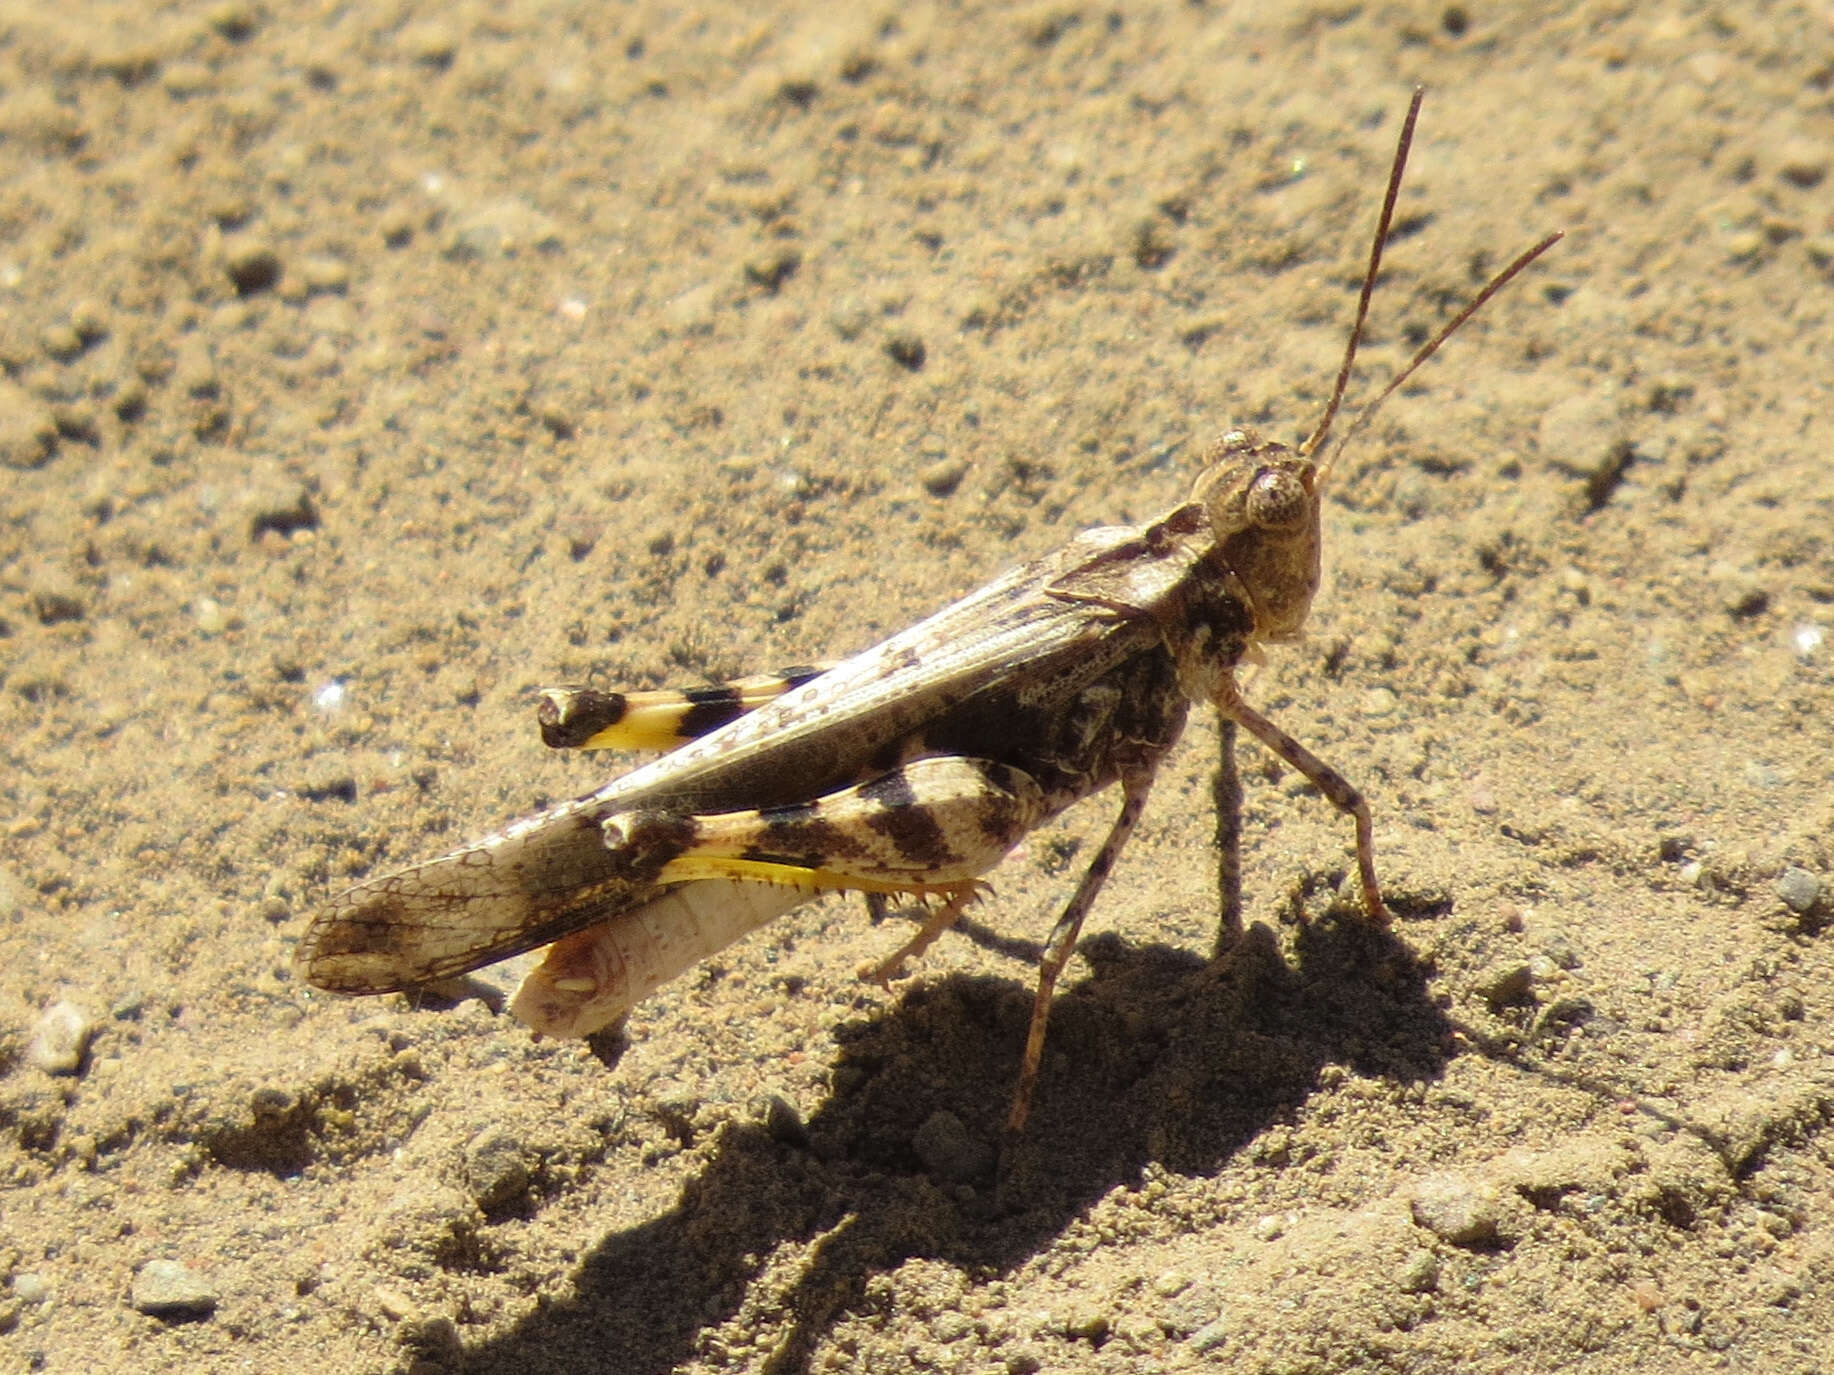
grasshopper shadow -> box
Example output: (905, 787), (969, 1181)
(458, 915), (1448, 1375)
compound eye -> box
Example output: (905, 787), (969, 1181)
(1245, 469), (1309, 531)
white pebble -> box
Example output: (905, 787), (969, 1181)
(28, 1000), (95, 1075)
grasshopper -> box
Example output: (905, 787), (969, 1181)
(296, 89), (1559, 1138)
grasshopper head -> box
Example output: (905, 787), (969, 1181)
(1190, 428), (1323, 643)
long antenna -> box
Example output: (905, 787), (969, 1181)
(1321, 229), (1563, 479)
(1299, 87), (1564, 486)
(1299, 86), (1425, 461)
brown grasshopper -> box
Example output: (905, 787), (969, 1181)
(296, 89), (1560, 1138)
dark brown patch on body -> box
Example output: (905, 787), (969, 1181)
(972, 761), (1036, 842)
(605, 810), (700, 879)
(860, 768), (955, 869)
(755, 811), (854, 866)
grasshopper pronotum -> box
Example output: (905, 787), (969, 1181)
(297, 89), (1559, 1139)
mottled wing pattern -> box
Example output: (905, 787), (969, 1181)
(296, 518), (1207, 994)
(579, 520), (1207, 817)
(298, 796), (649, 993)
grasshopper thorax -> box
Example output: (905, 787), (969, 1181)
(1190, 428), (1323, 644)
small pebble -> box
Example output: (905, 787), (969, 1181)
(248, 1085), (297, 1123)
(131, 1259), (219, 1319)
(1775, 137), (1828, 189)
(827, 296), (872, 339)
(1539, 936), (1584, 971)
(931, 1310), (973, 1342)
(246, 480), (318, 538)
(920, 455), (969, 497)
(1186, 1315), (1229, 1353)
(1722, 227), (1765, 263)
(294, 757), (356, 803)
(397, 20), (458, 68)
(110, 990), (148, 1021)
(1775, 867), (1822, 916)
(207, 1), (258, 40)
(1630, 1279), (1665, 1313)
(883, 330), (926, 371)
(192, 597), (228, 635)
(1409, 1171), (1503, 1246)
(1474, 962), (1534, 1010)
(758, 1091), (808, 1146)
(160, 61), (214, 97)
(911, 1110), (992, 1183)
(1397, 1248), (1440, 1293)
(743, 249), (800, 292)
(28, 1000), (96, 1075)
(29, 576), (86, 626)
(1150, 1269), (1190, 1298)
(1526, 954), (1562, 982)
(464, 1125), (530, 1211)
(1536, 995), (1595, 1038)
(446, 199), (562, 259)
(1058, 1306), (1109, 1340)
(12, 1273), (50, 1304)
(371, 1285), (420, 1322)
(1535, 392), (1621, 472)
(1707, 560), (1768, 619)
(51, 402), (100, 444)
(223, 237), (282, 295)
(0, 380), (58, 469)
(535, 401), (576, 440)
(59, 296), (104, 343)
(41, 322), (84, 361)
(299, 255), (351, 295)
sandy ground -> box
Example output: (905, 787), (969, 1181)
(5, 1), (1834, 1371)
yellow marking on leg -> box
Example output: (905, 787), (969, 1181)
(541, 669), (833, 752)
(656, 854), (980, 901)
(646, 756), (1048, 892)
(576, 698), (716, 751)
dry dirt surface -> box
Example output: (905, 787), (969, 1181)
(6, 2), (1834, 1372)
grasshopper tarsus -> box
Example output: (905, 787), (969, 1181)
(858, 883), (986, 987)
